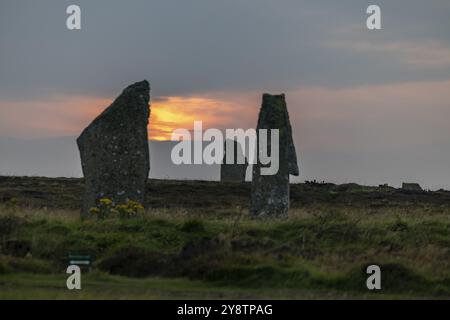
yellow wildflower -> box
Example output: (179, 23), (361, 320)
(89, 207), (100, 215)
(99, 198), (113, 206)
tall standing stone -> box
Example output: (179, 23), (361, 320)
(220, 139), (247, 182)
(77, 80), (150, 218)
(251, 93), (299, 217)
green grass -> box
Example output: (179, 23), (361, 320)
(0, 273), (433, 300)
(1, 206), (449, 299)
(0, 177), (449, 299)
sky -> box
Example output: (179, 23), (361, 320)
(1, 0), (450, 189)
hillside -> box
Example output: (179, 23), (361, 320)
(0, 176), (449, 299)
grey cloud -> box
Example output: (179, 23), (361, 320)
(1, 0), (449, 100)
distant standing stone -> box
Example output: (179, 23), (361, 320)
(77, 80), (150, 218)
(221, 139), (247, 182)
(251, 93), (299, 217)
(402, 183), (423, 192)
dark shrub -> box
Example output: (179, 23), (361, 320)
(180, 219), (205, 233)
(97, 246), (171, 278)
(4, 240), (31, 257)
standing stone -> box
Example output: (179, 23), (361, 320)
(77, 80), (150, 218)
(220, 139), (247, 182)
(402, 183), (423, 192)
(251, 93), (299, 217)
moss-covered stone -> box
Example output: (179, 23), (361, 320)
(77, 81), (151, 218)
(251, 94), (299, 217)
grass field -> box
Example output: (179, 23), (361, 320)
(0, 177), (449, 299)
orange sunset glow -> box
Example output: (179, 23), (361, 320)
(0, 94), (254, 140)
(149, 96), (245, 141)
